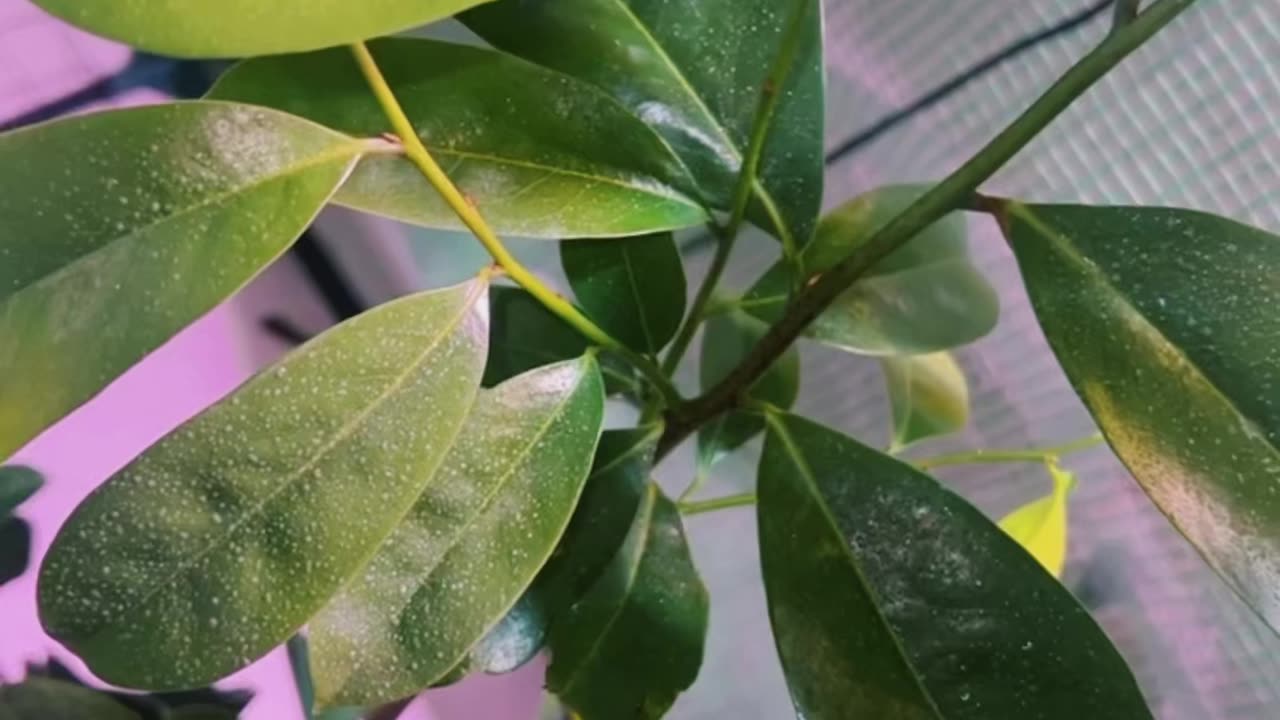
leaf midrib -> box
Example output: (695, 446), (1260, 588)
(329, 362), (589, 698)
(1011, 203), (1280, 461)
(609, 0), (794, 241)
(764, 413), (945, 719)
(554, 482), (657, 698)
(619, 244), (657, 350)
(2, 140), (361, 305)
(76, 280), (486, 649)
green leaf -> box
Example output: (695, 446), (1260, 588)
(698, 308), (800, 465)
(308, 357), (604, 708)
(882, 352), (970, 450)
(998, 461), (1076, 579)
(0, 678), (140, 720)
(462, 0), (825, 247)
(208, 38), (707, 239)
(38, 279), (490, 690)
(474, 426), (663, 674)
(0, 518), (31, 586)
(28, 0), (494, 58)
(0, 102), (363, 461)
(1001, 202), (1280, 634)
(560, 234), (687, 354)
(0, 466), (42, 518)
(486, 287), (638, 396)
(758, 411), (1152, 719)
(744, 185), (1000, 356)
(547, 483), (709, 720)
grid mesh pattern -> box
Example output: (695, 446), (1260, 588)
(670, 3), (1280, 719)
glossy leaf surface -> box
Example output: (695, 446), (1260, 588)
(758, 412), (1151, 719)
(998, 462), (1075, 578)
(474, 426), (662, 674)
(38, 280), (490, 689)
(485, 287), (637, 395)
(209, 39), (706, 239)
(463, 0), (825, 247)
(561, 234), (686, 354)
(0, 466), (41, 518)
(882, 352), (969, 450)
(1004, 202), (1280, 633)
(745, 186), (999, 355)
(547, 483), (708, 720)
(309, 358), (604, 708)
(29, 0), (494, 58)
(698, 308), (800, 464)
(0, 102), (361, 460)
(0, 678), (139, 720)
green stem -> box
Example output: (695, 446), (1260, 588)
(657, 0), (1197, 458)
(680, 492), (757, 516)
(915, 433), (1105, 470)
(660, 0), (815, 376)
(349, 42), (681, 409)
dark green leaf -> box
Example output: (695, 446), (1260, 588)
(0, 466), (42, 517)
(1001, 202), (1280, 634)
(309, 358), (604, 708)
(560, 234), (687, 354)
(208, 38), (707, 239)
(698, 308), (800, 464)
(0, 678), (139, 720)
(758, 412), (1152, 719)
(882, 352), (970, 450)
(0, 518), (31, 586)
(38, 279), (490, 690)
(28, 0), (494, 58)
(547, 483), (709, 720)
(744, 185), (999, 355)
(24, 658), (252, 720)
(0, 102), (363, 460)
(486, 286), (638, 396)
(463, 0), (825, 247)
(475, 426), (663, 674)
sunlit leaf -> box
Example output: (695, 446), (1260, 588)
(208, 39), (707, 239)
(463, 0), (825, 247)
(561, 234), (686, 354)
(998, 462), (1075, 578)
(698, 308), (800, 465)
(547, 484), (709, 720)
(309, 357), (604, 708)
(29, 0), (495, 58)
(744, 185), (999, 355)
(882, 352), (969, 450)
(38, 279), (490, 690)
(758, 411), (1152, 719)
(1002, 202), (1280, 635)
(0, 102), (363, 460)
(0, 678), (139, 720)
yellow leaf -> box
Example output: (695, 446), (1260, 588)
(998, 461), (1076, 578)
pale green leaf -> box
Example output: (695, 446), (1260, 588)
(38, 279), (490, 690)
(309, 357), (605, 708)
(0, 102), (363, 460)
(29, 0), (496, 58)
(882, 352), (969, 450)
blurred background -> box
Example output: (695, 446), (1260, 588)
(2, 0), (1279, 718)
